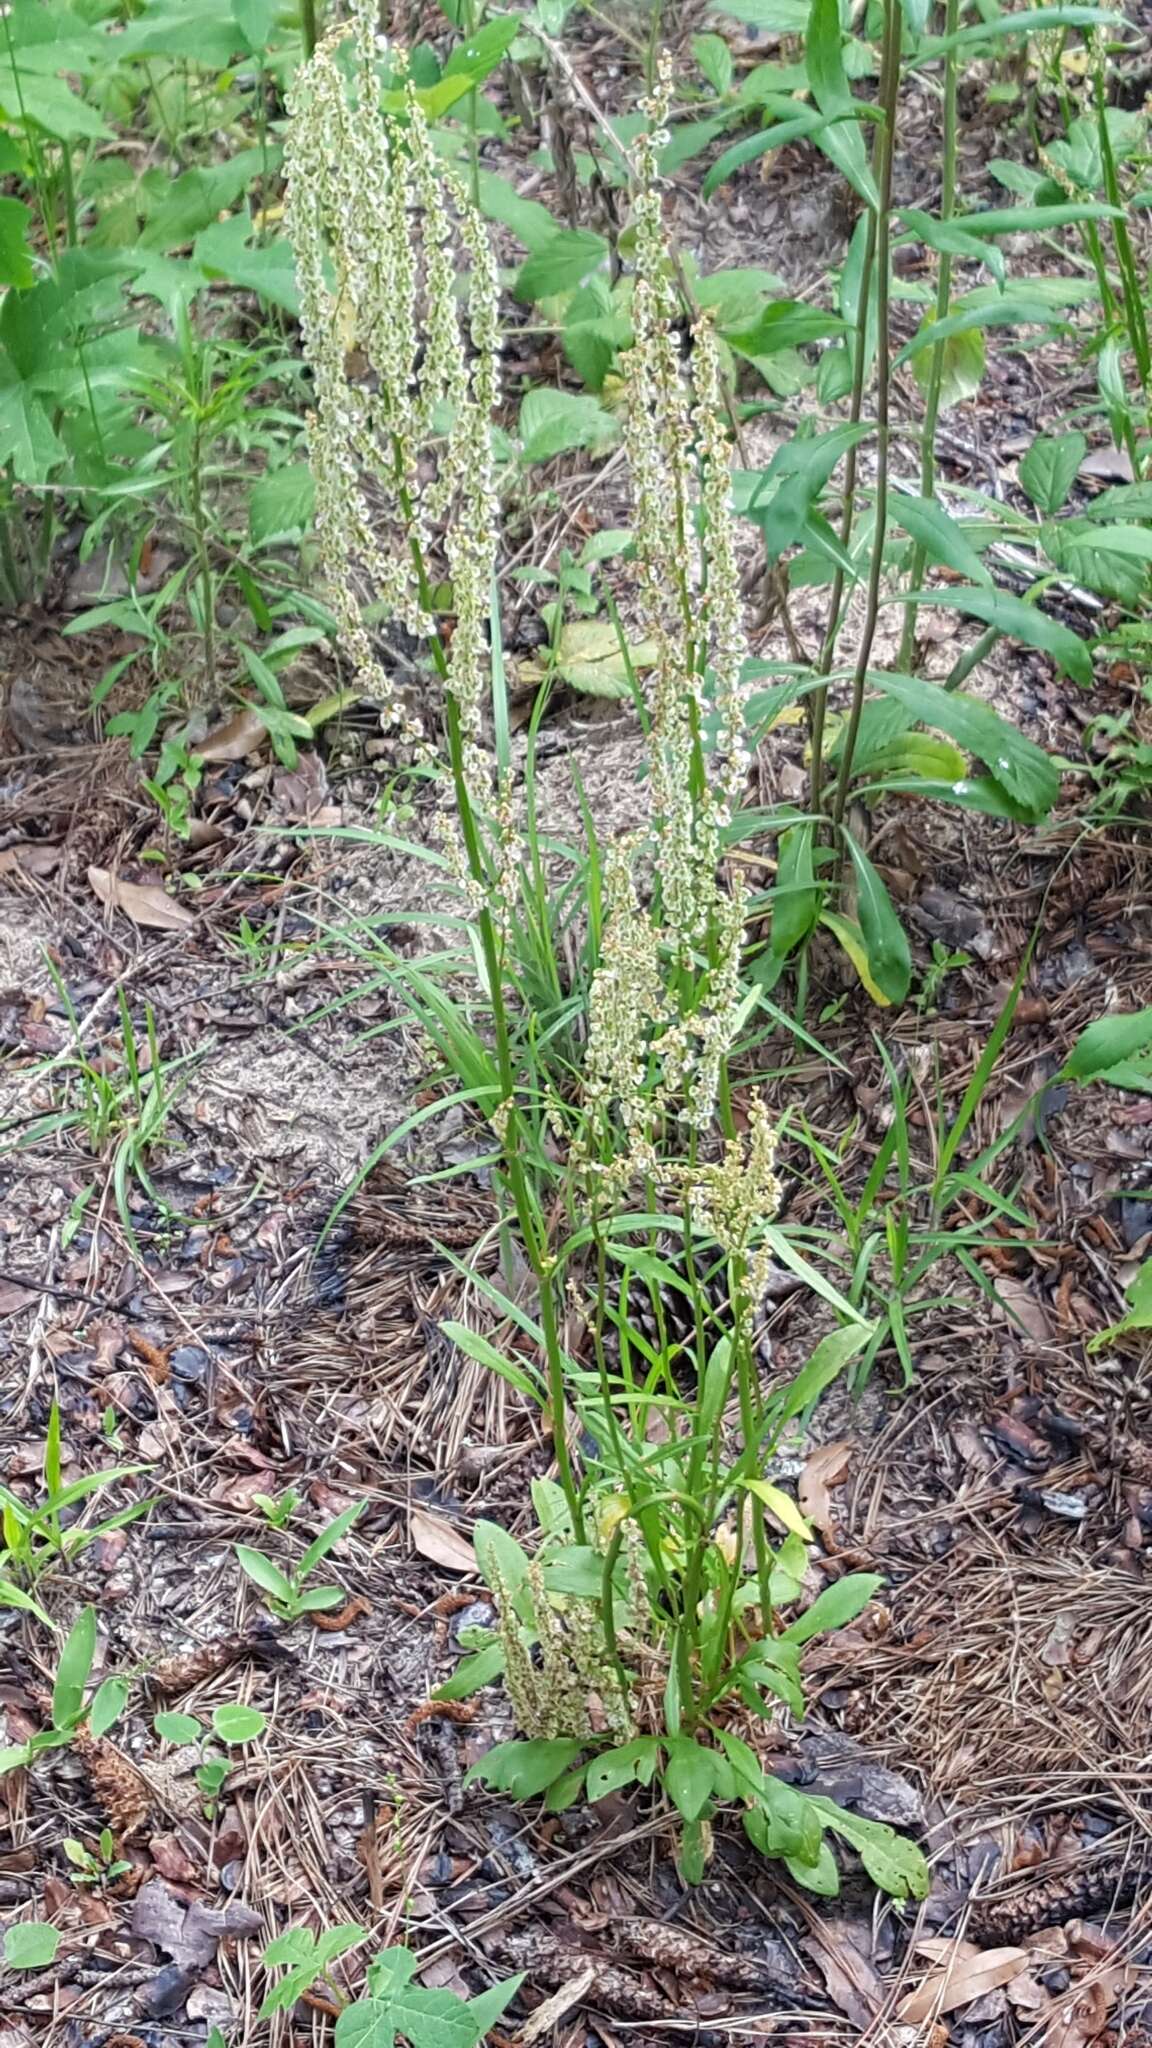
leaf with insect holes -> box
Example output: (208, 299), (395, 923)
(814, 1800), (930, 1899)
(4, 1922), (61, 1969)
(88, 866), (194, 932)
(410, 1508), (476, 1574)
(1018, 431), (1086, 515)
(465, 1737), (586, 1800)
(212, 1703), (266, 1744)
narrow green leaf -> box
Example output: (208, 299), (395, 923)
(897, 585), (1092, 686)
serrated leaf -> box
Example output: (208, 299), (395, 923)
(248, 463), (315, 545)
(693, 31), (734, 95)
(1018, 431), (1087, 515)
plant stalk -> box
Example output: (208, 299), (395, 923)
(897, 0), (959, 673)
(830, 0), (902, 826)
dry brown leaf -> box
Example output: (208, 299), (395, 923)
(992, 1274), (1052, 1345)
(808, 1920), (885, 2030)
(410, 1508), (476, 1573)
(1045, 1978), (1112, 2048)
(197, 706), (269, 762)
(900, 1942), (1030, 2023)
(798, 1439), (852, 1539)
(0, 842), (59, 878)
(88, 867), (194, 933)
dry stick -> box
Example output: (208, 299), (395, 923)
(830, 0), (903, 830)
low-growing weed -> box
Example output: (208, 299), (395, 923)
(236, 1500), (363, 1622)
(259, 1925), (521, 2044)
(0, 1401), (150, 1612)
(0, 1607), (129, 1776)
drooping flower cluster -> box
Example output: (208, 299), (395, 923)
(682, 1099), (783, 1309)
(583, 59), (754, 1147)
(283, 0), (500, 798)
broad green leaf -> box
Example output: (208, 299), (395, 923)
(88, 1676), (129, 1739)
(663, 1737), (718, 1822)
(518, 386), (616, 463)
(899, 295), (1065, 368)
(52, 1606), (96, 1729)
(471, 1519), (532, 1608)
(1062, 1007), (1152, 1081)
(1074, 523), (1152, 563)
(0, 64), (111, 139)
(554, 620), (658, 698)
(515, 228), (608, 302)
(464, 1737), (586, 1799)
(693, 31), (735, 95)
(4, 1922), (61, 1969)
(770, 821), (820, 956)
(154, 1710), (202, 1743)
(193, 213), (300, 314)
(1042, 519), (1148, 607)
(442, 15), (520, 83)
(383, 1976), (525, 2048)
(865, 735), (968, 783)
(840, 835), (912, 1004)
(892, 493), (992, 585)
(786, 1837), (841, 1894)
(334, 2000), (396, 2048)
(233, 0), (278, 49)
(212, 1702), (267, 1744)
(781, 1572), (883, 1645)
(898, 585), (1092, 686)
(585, 1737), (662, 1803)
(432, 1643), (505, 1702)
(727, 300), (848, 359)
(0, 197), (33, 288)
(865, 670), (1059, 818)
(235, 1545), (294, 1601)
(1019, 431), (1087, 516)
(474, 171), (556, 255)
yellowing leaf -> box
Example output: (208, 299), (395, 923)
(820, 910), (891, 1006)
(556, 621), (659, 699)
(742, 1478), (812, 1541)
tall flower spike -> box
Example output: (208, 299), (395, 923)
(283, 0), (502, 786)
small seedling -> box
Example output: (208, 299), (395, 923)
(252, 1488), (300, 1529)
(153, 1702), (268, 1818)
(0, 1608), (128, 1776)
(259, 1927), (521, 2041)
(236, 1501), (363, 1621)
(62, 1828), (133, 1889)
(0, 1400), (151, 1597)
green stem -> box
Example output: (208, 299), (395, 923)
(807, 210), (878, 813)
(301, 0), (318, 60)
(896, 0), (959, 673)
(830, 0), (902, 828)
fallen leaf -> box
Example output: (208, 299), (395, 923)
(901, 1942), (1030, 2022)
(798, 1439), (852, 1539)
(1079, 443), (1134, 484)
(196, 706), (269, 762)
(1045, 1978), (1111, 2048)
(149, 1833), (200, 1884)
(131, 1880), (262, 1970)
(88, 867), (194, 933)
(410, 1508), (476, 1573)
(992, 1274), (1052, 1345)
(0, 1279), (36, 1313)
(0, 842), (59, 878)
(808, 1920), (885, 2030)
